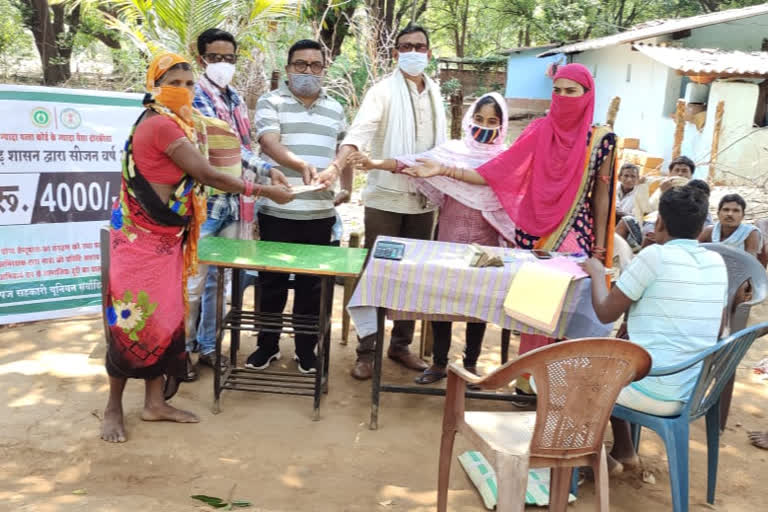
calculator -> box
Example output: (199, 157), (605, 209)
(373, 241), (406, 260)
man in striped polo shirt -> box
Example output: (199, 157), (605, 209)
(582, 184), (727, 471)
(247, 39), (350, 374)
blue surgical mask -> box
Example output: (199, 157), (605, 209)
(469, 124), (500, 144)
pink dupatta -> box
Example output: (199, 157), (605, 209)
(394, 92), (516, 241)
(477, 64), (595, 237)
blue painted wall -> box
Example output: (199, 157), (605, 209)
(504, 50), (562, 99)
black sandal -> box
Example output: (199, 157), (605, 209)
(464, 366), (482, 391)
(182, 353), (198, 382)
(414, 367), (447, 385)
(163, 376), (180, 400)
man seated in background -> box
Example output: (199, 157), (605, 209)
(581, 184), (728, 472)
(616, 155), (696, 251)
(615, 163), (640, 222)
(641, 178), (712, 248)
(699, 193), (762, 259)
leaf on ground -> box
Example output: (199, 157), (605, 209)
(72, 489), (87, 495)
(378, 500), (394, 506)
(230, 500), (252, 508)
(191, 495), (228, 508)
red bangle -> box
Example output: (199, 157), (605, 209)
(243, 179), (254, 197)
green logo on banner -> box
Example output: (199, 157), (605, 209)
(60, 107), (82, 129)
(31, 107), (51, 128)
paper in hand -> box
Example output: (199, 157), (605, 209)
(290, 184), (325, 195)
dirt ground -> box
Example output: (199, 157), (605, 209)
(1, 290), (767, 512)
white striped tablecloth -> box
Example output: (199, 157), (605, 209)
(347, 237), (612, 339)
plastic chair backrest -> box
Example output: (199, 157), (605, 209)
(702, 243), (768, 332)
(687, 322), (768, 421)
(523, 339), (651, 459)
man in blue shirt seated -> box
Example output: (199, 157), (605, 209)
(581, 184), (728, 472)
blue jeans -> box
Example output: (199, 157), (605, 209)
(186, 198), (239, 355)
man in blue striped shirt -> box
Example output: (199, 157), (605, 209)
(582, 184), (727, 471)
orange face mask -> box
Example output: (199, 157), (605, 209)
(154, 86), (194, 124)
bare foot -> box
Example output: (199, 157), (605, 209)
(748, 431), (768, 449)
(141, 402), (200, 423)
(614, 453), (640, 470)
(607, 454), (624, 475)
(100, 405), (126, 443)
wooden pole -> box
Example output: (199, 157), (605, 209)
(709, 100), (725, 182)
(605, 97), (621, 287)
(450, 90), (463, 140)
(606, 96), (621, 129)
(672, 99), (686, 159)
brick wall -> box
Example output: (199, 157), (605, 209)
(438, 69), (507, 94)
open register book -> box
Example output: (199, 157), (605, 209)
(503, 258), (587, 333)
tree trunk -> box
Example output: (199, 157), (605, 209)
(368, 0), (398, 53)
(16, 0), (81, 85)
(319, 5), (357, 58)
(457, 0), (469, 58)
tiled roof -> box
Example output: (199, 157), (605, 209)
(633, 43), (768, 76)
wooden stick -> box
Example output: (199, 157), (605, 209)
(709, 100), (725, 182)
(604, 96), (621, 285)
(672, 99), (686, 159)
(450, 90), (463, 140)
(606, 96), (621, 129)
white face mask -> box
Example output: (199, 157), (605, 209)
(398, 51), (428, 76)
(205, 62), (236, 88)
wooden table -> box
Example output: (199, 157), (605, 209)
(199, 237), (367, 419)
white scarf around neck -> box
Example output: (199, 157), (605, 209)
(373, 71), (447, 195)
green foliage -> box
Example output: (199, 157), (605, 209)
(0, 0), (35, 74)
(103, 0), (301, 58)
(440, 77), (461, 96)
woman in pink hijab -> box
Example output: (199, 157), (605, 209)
(407, 64), (617, 391)
(350, 92), (515, 384)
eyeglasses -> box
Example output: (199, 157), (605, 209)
(396, 43), (429, 53)
(289, 60), (325, 74)
(203, 53), (237, 64)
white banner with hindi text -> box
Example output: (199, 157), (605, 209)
(0, 84), (143, 324)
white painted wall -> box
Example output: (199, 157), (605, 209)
(633, 82), (767, 182)
(571, 43), (674, 155)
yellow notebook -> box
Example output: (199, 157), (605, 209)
(503, 261), (575, 333)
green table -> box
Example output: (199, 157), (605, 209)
(198, 237), (367, 419)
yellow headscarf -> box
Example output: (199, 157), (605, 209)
(145, 52), (197, 142)
(144, 52), (208, 319)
